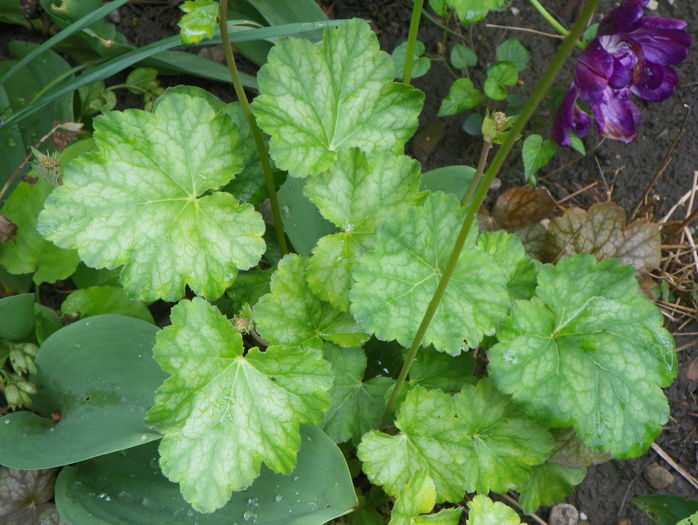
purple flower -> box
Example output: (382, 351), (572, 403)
(553, 0), (691, 146)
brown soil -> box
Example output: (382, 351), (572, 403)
(1, 0), (696, 523)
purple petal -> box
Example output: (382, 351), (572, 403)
(552, 86), (591, 147)
(631, 62), (679, 102)
(598, 0), (647, 35)
(628, 22), (692, 65)
(591, 88), (640, 143)
(608, 43), (638, 89)
(575, 39), (614, 93)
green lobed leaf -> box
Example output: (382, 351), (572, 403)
(304, 149), (421, 310)
(522, 134), (556, 179)
(60, 286), (153, 323)
(358, 380), (551, 502)
(518, 462), (586, 515)
(0, 180), (79, 285)
(679, 512), (698, 525)
(147, 297), (334, 513)
(252, 18), (423, 178)
(389, 472), (462, 525)
(55, 426), (357, 525)
(466, 495), (521, 525)
(437, 78), (481, 117)
(392, 40), (431, 80)
(496, 39), (529, 72)
(420, 165), (476, 201)
(322, 344), (393, 444)
(408, 347), (475, 392)
(38, 90), (266, 302)
(488, 255), (677, 458)
(178, 0), (219, 44)
(484, 62), (518, 101)
(0, 315), (164, 469)
(350, 192), (510, 355)
(476, 231), (538, 301)
(255, 254), (368, 349)
(443, 0), (507, 25)
(450, 44), (477, 69)
(226, 269), (273, 314)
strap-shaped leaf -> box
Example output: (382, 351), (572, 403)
(322, 344), (393, 444)
(146, 297), (333, 513)
(350, 192), (510, 355)
(255, 254), (368, 349)
(252, 19), (423, 178)
(489, 255), (677, 458)
(0, 181), (79, 284)
(38, 90), (265, 302)
(358, 380), (550, 502)
(305, 149), (421, 310)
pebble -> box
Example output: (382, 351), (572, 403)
(617, 519), (632, 525)
(644, 462), (675, 489)
(685, 357), (698, 382)
(549, 503), (579, 525)
(198, 46), (226, 64)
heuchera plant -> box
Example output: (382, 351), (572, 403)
(0, 0), (690, 523)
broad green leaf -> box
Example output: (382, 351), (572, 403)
(484, 62), (518, 101)
(420, 165), (476, 201)
(55, 426), (357, 525)
(38, 90), (266, 302)
(476, 231), (538, 300)
(277, 176), (336, 256)
(226, 269), (273, 314)
(147, 297), (333, 513)
(304, 149), (421, 310)
(0, 468), (62, 525)
(70, 263), (120, 288)
(452, 379), (553, 494)
(0, 41), (74, 190)
(255, 254), (368, 349)
(178, 0), (218, 44)
(322, 344), (393, 443)
(392, 40), (431, 80)
(450, 44), (477, 69)
(0, 293), (35, 341)
(0, 315), (163, 469)
(633, 495), (698, 525)
(408, 347), (475, 392)
(358, 386), (471, 502)
(522, 134), (556, 179)
(443, 0), (507, 25)
(548, 428), (611, 469)
(34, 303), (63, 344)
(437, 78), (481, 117)
(466, 495), (521, 525)
(252, 18), (423, 178)
(350, 192), (510, 355)
(60, 286), (153, 323)
(518, 462), (586, 515)
(0, 180), (79, 284)
(488, 255), (677, 458)
(496, 39), (529, 72)
(389, 472), (462, 525)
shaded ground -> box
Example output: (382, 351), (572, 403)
(1, 0), (697, 523)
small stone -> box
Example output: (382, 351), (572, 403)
(617, 519), (632, 525)
(685, 357), (698, 382)
(645, 462), (674, 489)
(198, 45), (226, 64)
(549, 503), (579, 525)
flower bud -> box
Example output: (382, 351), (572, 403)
(4, 385), (20, 409)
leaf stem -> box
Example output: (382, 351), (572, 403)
(218, 0), (289, 255)
(527, 0), (587, 50)
(402, 0), (425, 84)
(460, 140), (492, 208)
(382, 0), (600, 424)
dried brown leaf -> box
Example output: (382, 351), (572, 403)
(492, 187), (556, 229)
(547, 202), (661, 271)
(0, 215), (17, 243)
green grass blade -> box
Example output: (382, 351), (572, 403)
(2, 19), (346, 128)
(0, 0), (128, 86)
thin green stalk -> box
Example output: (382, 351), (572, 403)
(382, 0), (600, 423)
(402, 0), (425, 84)
(218, 0), (288, 255)
(528, 0), (587, 50)
(460, 140), (492, 208)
